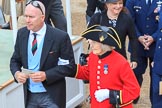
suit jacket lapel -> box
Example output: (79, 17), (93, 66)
(22, 30), (30, 68)
(40, 26), (54, 69)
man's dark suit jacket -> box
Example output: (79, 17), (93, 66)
(10, 25), (76, 108)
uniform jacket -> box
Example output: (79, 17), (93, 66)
(86, 0), (105, 17)
(10, 25), (76, 108)
(126, 0), (159, 57)
(88, 11), (138, 62)
(153, 8), (162, 75)
(75, 50), (140, 108)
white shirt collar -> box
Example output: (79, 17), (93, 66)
(30, 23), (46, 36)
(146, 0), (153, 4)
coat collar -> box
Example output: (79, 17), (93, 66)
(21, 25), (55, 69)
(39, 25), (55, 69)
(21, 29), (30, 68)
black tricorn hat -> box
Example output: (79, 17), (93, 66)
(81, 25), (122, 49)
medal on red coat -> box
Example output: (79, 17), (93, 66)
(104, 64), (108, 74)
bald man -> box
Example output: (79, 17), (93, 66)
(10, 1), (76, 108)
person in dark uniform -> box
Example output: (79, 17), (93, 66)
(88, 0), (138, 69)
(152, 4), (162, 108)
(126, 0), (160, 104)
(32, 0), (67, 31)
(74, 25), (140, 108)
(86, 0), (105, 23)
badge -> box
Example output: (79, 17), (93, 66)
(104, 64), (108, 74)
(157, 1), (162, 10)
(155, 15), (160, 21)
(135, 9), (139, 12)
(154, 1), (162, 13)
(133, 6), (141, 12)
(159, 81), (162, 95)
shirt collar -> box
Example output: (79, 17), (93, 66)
(146, 0), (152, 4)
(30, 23), (46, 36)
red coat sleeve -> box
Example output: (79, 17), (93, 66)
(119, 62), (140, 107)
(75, 64), (89, 80)
(109, 62), (140, 107)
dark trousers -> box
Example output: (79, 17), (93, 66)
(152, 72), (162, 108)
(26, 92), (59, 108)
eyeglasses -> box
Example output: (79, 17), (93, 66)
(26, 1), (44, 15)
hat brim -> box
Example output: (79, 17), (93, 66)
(81, 25), (122, 49)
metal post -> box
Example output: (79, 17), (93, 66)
(65, 0), (72, 37)
(10, 0), (18, 44)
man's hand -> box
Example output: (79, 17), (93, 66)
(130, 61), (137, 69)
(144, 35), (154, 49)
(138, 36), (149, 50)
(15, 71), (28, 83)
(28, 71), (46, 82)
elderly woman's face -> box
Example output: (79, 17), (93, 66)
(88, 39), (103, 55)
(106, 0), (123, 15)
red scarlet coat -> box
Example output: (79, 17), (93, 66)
(75, 50), (140, 108)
